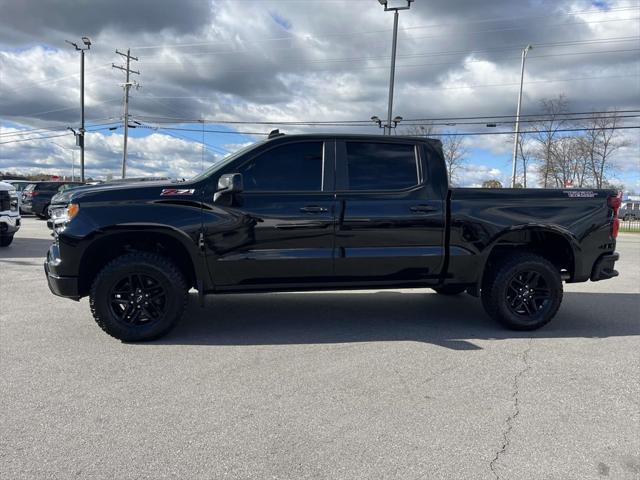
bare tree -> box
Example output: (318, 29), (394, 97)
(531, 95), (570, 188)
(517, 134), (535, 188)
(548, 136), (583, 188)
(580, 110), (629, 188)
(404, 125), (468, 185)
(441, 134), (468, 186)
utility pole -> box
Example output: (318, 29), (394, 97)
(511, 44), (532, 188)
(66, 37), (91, 182)
(112, 49), (139, 179)
(378, 0), (413, 135)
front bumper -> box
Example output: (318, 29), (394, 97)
(0, 214), (21, 235)
(590, 252), (619, 281)
(44, 244), (80, 300)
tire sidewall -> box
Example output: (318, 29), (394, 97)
(91, 257), (185, 341)
(490, 257), (562, 330)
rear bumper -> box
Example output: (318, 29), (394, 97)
(44, 245), (80, 300)
(590, 252), (619, 281)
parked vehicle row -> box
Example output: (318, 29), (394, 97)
(20, 181), (84, 219)
(0, 181), (21, 247)
(620, 201), (639, 221)
(44, 133), (621, 342)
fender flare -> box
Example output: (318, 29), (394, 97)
(475, 224), (579, 287)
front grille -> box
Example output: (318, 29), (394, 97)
(0, 191), (10, 211)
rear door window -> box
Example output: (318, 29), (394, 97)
(344, 142), (419, 191)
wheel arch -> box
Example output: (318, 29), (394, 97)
(77, 228), (202, 297)
(480, 226), (578, 286)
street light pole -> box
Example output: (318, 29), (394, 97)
(378, 0), (413, 135)
(66, 37), (92, 182)
(387, 9), (399, 136)
(511, 44), (532, 188)
(80, 47), (85, 181)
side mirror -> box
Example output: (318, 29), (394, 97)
(214, 173), (243, 203)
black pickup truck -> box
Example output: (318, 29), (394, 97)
(44, 134), (621, 341)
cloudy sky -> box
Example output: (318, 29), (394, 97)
(1, 0), (638, 188)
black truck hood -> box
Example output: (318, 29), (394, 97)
(67, 180), (196, 204)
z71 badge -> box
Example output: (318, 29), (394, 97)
(160, 188), (195, 196)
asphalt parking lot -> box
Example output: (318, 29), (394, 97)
(1, 217), (639, 480)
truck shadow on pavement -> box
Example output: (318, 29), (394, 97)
(152, 291), (640, 350)
(0, 237), (52, 260)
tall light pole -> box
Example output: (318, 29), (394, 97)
(378, 0), (413, 135)
(511, 44), (532, 188)
(66, 36), (91, 182)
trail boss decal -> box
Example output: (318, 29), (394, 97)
(160, 188), (195, 196)
(563, 190), (597, 198)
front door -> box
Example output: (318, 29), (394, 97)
(203, 139), (336, 288)
(333, 139), (445, 284)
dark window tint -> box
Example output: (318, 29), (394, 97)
(37, 182), (61, 191)
(345, 142), (418, 191)
(239, 142), (323, 191)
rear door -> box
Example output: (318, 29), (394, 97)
(333, 139), (446, 283)
(204, 139), (337, 288)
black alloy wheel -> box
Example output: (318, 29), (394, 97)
(90, 252), (188, 342)
(505, 270), (552, 317)
(109, 273), (168, 326)
(482, 253), (562, 330)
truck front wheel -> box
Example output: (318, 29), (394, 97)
(481, 253), (562, 330)
(89, 252), (188, 342)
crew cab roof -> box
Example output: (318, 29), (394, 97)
(262, 133), (442, 147)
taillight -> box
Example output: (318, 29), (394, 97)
(608, 192), (622, 239)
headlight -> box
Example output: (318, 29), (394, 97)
(9, 192), (18, 211)
(52, 203), (79, 234)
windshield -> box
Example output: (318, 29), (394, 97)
(188, 141), (264, 183)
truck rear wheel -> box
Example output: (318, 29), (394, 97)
(481, 253), (562, 330)
(89, 252), (188, 342)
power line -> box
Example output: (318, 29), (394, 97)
(0, 65), (112, 95)
(136, 16), (640, 62)
(134, 72), (640, 102)
(145, 125), (640, 137)
(412, 126), (640, 136)
(0, 125), (118, 145)
(131, 5), (640, 50)
(131, 109), (640, 126)
(3, 123), (637, 146)
(0, 119), (123, 137)
(140, 36), (640, 67)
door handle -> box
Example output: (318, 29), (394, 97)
(410, 205), (437, 213)
(300, 205), (328, 214)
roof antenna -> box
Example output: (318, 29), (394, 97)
(268, 129), (285, 139)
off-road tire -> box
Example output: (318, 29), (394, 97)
(432, 285), (467, 295)
(481, 253), (562, 330)
(89, 252), (188, 342)
(0, 235), (14, 247)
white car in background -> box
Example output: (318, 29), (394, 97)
(0, 181), (21, 247)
